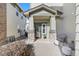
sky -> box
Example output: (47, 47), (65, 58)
(18, 3), (30, 11)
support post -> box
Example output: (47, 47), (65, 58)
(50, 16), (58, 45)
(28, 16), (35, 42)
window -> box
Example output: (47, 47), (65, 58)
(76, 16), (79, 23)
(43, 25), (45, 33)
(21, 16), (23, 19)
(76, 33), (79, 40)
(76, 7), (79, 15)
(16, 11), (19, 16)
(76, 24), (79, 32)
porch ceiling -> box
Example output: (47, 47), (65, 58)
(34, 16), (50, 20)
(34, 16), (50, 22)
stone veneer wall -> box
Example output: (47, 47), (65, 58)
(0, 40), (34, 56)
(0, 3), (6, 45)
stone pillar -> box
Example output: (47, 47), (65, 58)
(50, 16), (58, 44)
(28, 16), (35, 42)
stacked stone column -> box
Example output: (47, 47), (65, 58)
(28, 16), (35, 42)
(50, 16), (57, 43)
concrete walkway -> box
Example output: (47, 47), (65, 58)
(33, 39), (62, 56)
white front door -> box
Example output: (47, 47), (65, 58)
(35, 23), (47, 39)
(41, 23), (47, 39)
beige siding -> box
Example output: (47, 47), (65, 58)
(56, 18), (63, 34)
(62, 3), (76, 43)
(6, 4), (19, 38)
(6, 4), (26, 38)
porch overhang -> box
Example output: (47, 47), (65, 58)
(24, 4), (63, 17)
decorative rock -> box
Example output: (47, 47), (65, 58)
(0, 40), (33, 56)
(61, 45), (72, 56)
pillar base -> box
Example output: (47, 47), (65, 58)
(28, 31), (35, 43)
(49, 30), (56, 40)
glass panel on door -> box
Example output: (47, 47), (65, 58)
(41, 23), (47, 39)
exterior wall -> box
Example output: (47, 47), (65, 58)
(0, 3), (6, 45)
(17, 13), (26, 36)
(56, 18), (63, 34)
(25, 17), (29, 32)
(62, 3), (76, 43)
(32, 10), (53, 16)
(30, 3), (63, 8)
(6, 4), (19, 38)
(6, 4), (26, 38)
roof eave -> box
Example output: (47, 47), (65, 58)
(24, 4), (63, 17)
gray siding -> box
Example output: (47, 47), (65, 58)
(62, 3), (76, 43)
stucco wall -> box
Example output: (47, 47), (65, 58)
(18, 16), (26, 31)
(6, 4), (26, 38)
(17, 13), (26, 36)
(62, 3), (76, 43)
(6, 4), (19, 38)
(56, 18), (63, 35)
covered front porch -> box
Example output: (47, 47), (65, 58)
(24, 4), (62, 42)
(34, 16), (50, 40)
